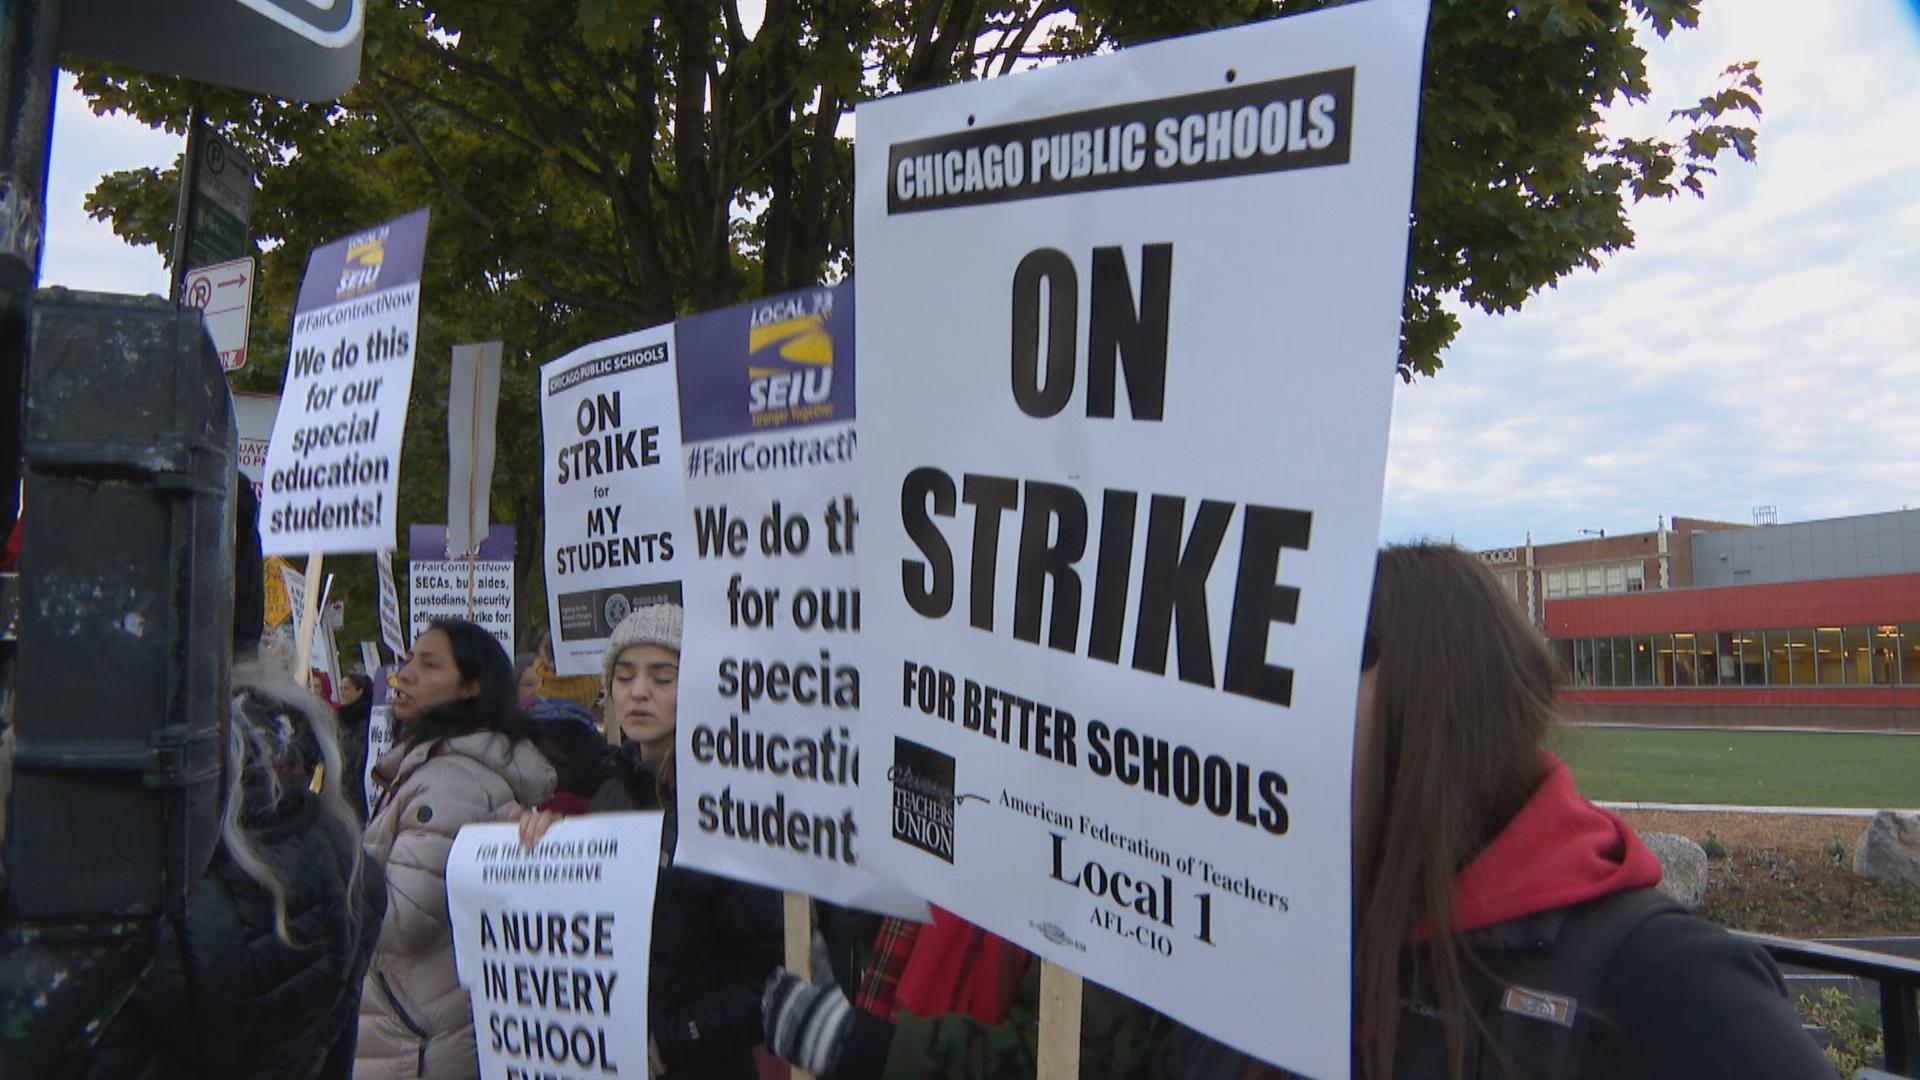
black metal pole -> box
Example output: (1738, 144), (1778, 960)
(167, 103), (204, 304)
(1890, 976), (1920, 1077)
(0, 0), (60, 541)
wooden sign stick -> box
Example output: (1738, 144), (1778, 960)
(784, 891), (816, 1080)
(1037, 960), (1083, 1080)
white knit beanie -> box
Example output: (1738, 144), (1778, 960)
(602, 601), (685, 691)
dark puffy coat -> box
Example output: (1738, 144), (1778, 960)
(590, 750), (784, 1080)
(85, 784), (385, 1080)
(337, 695), (373, 822)
(1151, 889), (1833, 1080)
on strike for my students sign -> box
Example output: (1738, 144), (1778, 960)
(539, 327), (687, 676)
(672, 283), (923, 919)
(259, 208), (429, 555)
(852, 2), (1428, 1075)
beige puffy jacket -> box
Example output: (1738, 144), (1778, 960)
(355, 730), (555, 1079)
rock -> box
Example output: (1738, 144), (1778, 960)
(1641, 832), (1709, 911)
(1852, 811), (1920, 888)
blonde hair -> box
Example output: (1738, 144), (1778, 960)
(224, 654), (368, 947)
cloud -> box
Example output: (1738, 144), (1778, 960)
(40, 74), (175, 297)
(1384, 1), (1920, 547)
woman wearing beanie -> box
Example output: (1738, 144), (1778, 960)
(516, 602), (783, 1080)
(356, 619), (557, 1079)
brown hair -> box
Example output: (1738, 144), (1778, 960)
(1353, 543), (1560, 1080)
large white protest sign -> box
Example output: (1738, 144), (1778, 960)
(674, 284), (923, 919)
(259, 208), (429, 555)
(852, 3), (1427, 1074)
(275, 562), (340, 688)
(409, 525), (516, 658)
(447, 816), (664, 1079)
(364, 702), (392, 816)
(410, 560), (514, 656)
(540, 327), (686, 676)
(233, 391), (279, 500)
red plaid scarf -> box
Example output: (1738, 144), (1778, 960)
(853, 916), (922, 1020)
(855, 907), (1028, 1025)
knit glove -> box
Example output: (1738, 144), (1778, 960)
(762, 969), (855, 1077)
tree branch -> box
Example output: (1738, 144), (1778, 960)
(364, 76), (643, 323)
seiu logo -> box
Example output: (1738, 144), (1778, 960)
(747, 365), (832, 414)
(746, 292), (835, 421)
(337, 229), (389, 298)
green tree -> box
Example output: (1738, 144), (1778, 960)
(66, 0), (1760, 651)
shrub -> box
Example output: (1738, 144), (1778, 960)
(1798, 987), (1882, 1078)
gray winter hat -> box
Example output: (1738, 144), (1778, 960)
(601, 601), (684, 690)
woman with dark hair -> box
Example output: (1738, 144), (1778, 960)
(355, 619), (557, 1079)
(336, 672), (375, 821)
(1153, 543), (1830, 1080)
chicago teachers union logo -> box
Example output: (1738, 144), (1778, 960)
(337, 227), (389, 299)
(889, 738), (956, 863)
(747, 289), (835, 428)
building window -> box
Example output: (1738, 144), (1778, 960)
(1625, 563), (1645, 592)
(1545, 570), (1565, 599)
(1697, 632), (1722, 687)
(1815, 627), (1845, 685)
(1630, 636), (1654, 686)
(1550, 639), (1575, 682)
(1735, 632), (1765, 686)
(1843, 626), (1872, 686)
(1563, 627), (1919, 691)
(1872, 625), (1903, 686)
(1605, 565), (1627, 595)
(1585, 567), (1604, 594)
(1785, 628), (1816, 685)
(1653, 633), (1677, 686)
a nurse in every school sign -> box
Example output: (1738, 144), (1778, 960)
(852, 2), (1428, 1075)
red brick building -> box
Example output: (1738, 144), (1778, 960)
(1480, 511), (1920, 728)
(1476, 516), (1748, 628)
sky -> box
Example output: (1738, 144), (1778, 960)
(36, 2), (1920, 551)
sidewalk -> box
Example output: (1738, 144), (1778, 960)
(1596, 801), (1888, 817)
(1573, 721), (1920, 736)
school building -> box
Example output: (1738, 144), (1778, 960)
(1477, 509), (1920, 728)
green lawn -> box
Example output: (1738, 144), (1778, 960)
(1550, 727), (1920, 809)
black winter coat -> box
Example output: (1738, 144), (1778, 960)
(85, 784), (386, 1080)
(590, 749), (784, 1080)
(1150, 888), (1833, 1080)
(337, 696), (373, 822)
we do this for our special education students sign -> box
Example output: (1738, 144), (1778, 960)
(853, 2), (1428, 1077)
(260, 208), (429, 555)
